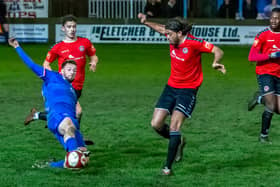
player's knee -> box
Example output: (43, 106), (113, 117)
(62, 117), (77, 137)
(170, 119), (182, 131)
(65, 125), (76, 137)
(169, 124), (180, 131)
(151, 119), (157, 128)
(151, 118), (161, 129)
(265, 104), (276, 113)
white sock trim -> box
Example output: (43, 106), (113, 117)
(33, 112), (39, 120)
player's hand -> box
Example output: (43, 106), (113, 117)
(212, 62), (226, 74)
(138, 13), (147, 24)
(43, 60), (52, 71)
(89, 61), (97, 72)
(270, 51), (280, 58)
(8, 38), (19, 48)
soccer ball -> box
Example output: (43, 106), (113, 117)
(64, 150), (89, 169)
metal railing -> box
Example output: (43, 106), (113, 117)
(89, 0), (146, 19)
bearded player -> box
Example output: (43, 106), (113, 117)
(9, 38), (89, 169)
(138, 13), (226, 175)
(248, 8), (280, 143)
(24, 15), (98, 145)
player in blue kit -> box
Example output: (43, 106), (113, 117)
(9, 38), (89, 168)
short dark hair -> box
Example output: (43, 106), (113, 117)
(165, 17), (193, 35)
(61, 60), (77, 69)
(61, 15), (77, 26)
(272, 7), (280, 13)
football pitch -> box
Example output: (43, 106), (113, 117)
(1, 43), (279, 186)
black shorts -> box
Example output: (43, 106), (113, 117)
(155, 85), (197, 118)
(257, 74), (280, 96)
(74, 89), (82, 99)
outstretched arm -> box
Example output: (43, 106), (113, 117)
(9, 38), (45, 78)
(138, 13), (165, 34)
(211, 46), (226, 74)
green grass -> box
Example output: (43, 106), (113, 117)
(0, 43), (279, 186)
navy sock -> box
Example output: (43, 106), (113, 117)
(261, 110), (273, 135)
(165, 131), (181, 169)
(155, 124), (170, 139)
(39, 111), (47, 121)
(50, 160), (64, 168)
(65, 137), (78, 152)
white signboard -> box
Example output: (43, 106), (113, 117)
(56, 24), (167, 43)
(9, 24), (48, 42)
(56, 24), (267, 45)
(190, 25), (267, 45)
(5, 0), (48, 18)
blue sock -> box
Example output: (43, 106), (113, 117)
(65, 137), (78, 152)
(75, 130), (86, 147)
(49, 160), (64, 168)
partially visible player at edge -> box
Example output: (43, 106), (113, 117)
(0, 0), (9, 43)
(137, 13), (226, 175)
(9, 38), (89, 168)
(24, 15), (98, 144)
(248, 8), (280, 143)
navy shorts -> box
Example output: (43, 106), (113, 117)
(257, 74), (280, 96)
(155, 85), (197, 118)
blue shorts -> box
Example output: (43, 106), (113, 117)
(155, 85), (197, 118)
(48, 112), (80, 150)
(257, 74), (280, 96)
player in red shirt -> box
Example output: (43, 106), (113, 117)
(24, 15), (98, 145)
(248, 8), (280, 143)
(138, 13), (226, 175)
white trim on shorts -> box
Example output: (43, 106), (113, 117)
(155, 107), (192, 118)
(178, 104), (186, 110)
(261, 91), (275, 97)
(175, 107), (192, 118)
(155, 107), (171, 114)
